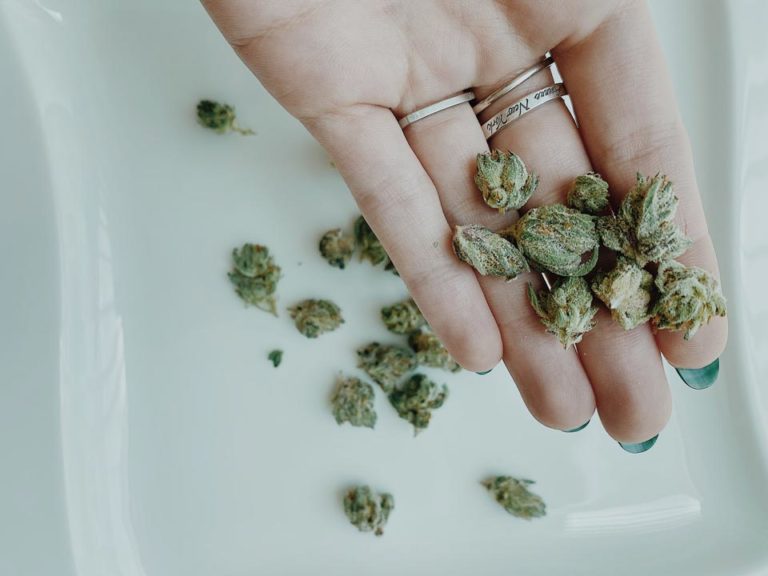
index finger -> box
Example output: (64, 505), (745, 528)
(552, 1), (728, 372)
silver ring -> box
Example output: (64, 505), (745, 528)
(481, 83), (567, 140)
(472, 56), (554, 115)
(398, 91), (476, 129)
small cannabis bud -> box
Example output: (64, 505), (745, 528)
(331, 375), (377, 429)
(482, 476), (546, 520)
(408, 330), (461, 373)
(651, 260), (726, 340)
(356, 343), (417, 393)
(343, 485), (394, 536)
(381, 298), (426, 334)
(598, 173), (691, 266)
(591, 256), (653, 330)
(268, 349), (283, 367)
(567, 172), (610, 214)
(452, 224), (530, 280)
(527, 277), (598, 348)
(288, 299), (344, 338)
(228, 243), (281, 315)
(196, 99), (254, 135)
(508, 204), (599, 277)
(475, 150), (539, 213)
(354, 215), (388, 265)
(318, 228), (356, 269)
(388, 373), (448, 434)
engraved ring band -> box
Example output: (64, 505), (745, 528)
(480, 83), (567, 140)
(472, 56), (554, 115)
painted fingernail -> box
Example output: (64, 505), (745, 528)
(475, 369), (493, 375)
(676, 358), (720, 390)
(563, 420), (590, 433)
(618, 435), (659, 454)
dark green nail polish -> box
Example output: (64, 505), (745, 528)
(676, 358), (719, 390)
(563, 420), (590, 433)
(475, 369), (493, 375)
(619, 435), (658, 454)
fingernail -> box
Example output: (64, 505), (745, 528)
(676, 358), (720, 390)
(563, 420), (590, 433)
(618, 435), (659, 454)
(475, 369), (493, 375)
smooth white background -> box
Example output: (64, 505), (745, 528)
(1, 1), (767, 574)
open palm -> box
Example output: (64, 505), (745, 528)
(203, 0), (727, 447)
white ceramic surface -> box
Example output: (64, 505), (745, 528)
(1, 1), (767, 575)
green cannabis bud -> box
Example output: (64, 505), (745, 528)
(591, 256), (653, 330)
(598, 173), (691, 266)
(331, 375), (377, 429)
(567, 172), (610, 214)
(356, 343), (417, 393)
(381, 298), (426, 334)
(319, 228), (356, 269)
(228, 243), (281, 315)
(475, 150), (539, 213)
(408, 330), (461, 373)
(354, 215), (388, 266)
(267, 349), (283, 367)
(509, 204), (599, 276)
(651, 260), (726, 340)
(288, 299), (344, 338)
(196, 99), (254, 135)
(453, 224), (530, 280)
(482, 476), (546, 520)
(343, 485), (395, 536)
(527, 277), (598, 348)
(388, 373), (448, 434)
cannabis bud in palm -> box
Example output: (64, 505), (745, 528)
(343, 485), (395, 536)
(319, 228), (356, 269)
(331, 375), (377, 429)
(381, 298), (426, 334)
(651, 260), (726, 340)
(482, 476), (546, 520)
(288, 299), (344, 338)
(453, 224), (529, 280)
(527, 277), (598, 348)
(598, 173), (691, 266)
(591, 256), (653, 330)
(196, 99), (254, 135)
(408, 330), (461, 373)
(357, 342), (417, 393)
(567, 172), (610, 214)
(475, 150), (539, 213)
(388, 373), (448, 434)
(508, 204), (599, 276)
(228, 243), (281, 315)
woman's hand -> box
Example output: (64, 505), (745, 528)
(202, 0), (727, 446)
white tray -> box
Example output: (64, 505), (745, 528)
(2, 1), (768, 574)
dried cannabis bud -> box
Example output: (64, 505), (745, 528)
(228, 243), (281, 315)
(591, 256), (653, 330)
(318, 228), (355, 269)
(475, 150), (539, 213)
(356, 343), (417, 393)
(527, 277), (598, 348)
(651, 260), (726, 340)
(388, 373), (448, 433)
(381, 298), (426, 334)
(331, 375), (377, 429)
(343, 485), (394, 536)
(408, 330), (461, 373)
(567, 172), (610, 214)
(482, 476), (546, 520)
(268, 349), (283, 367)
(598, 173), (691, 266)
(288, 299), (344, 338)
(196, 99), (254, 135)
(508, 204), (599, 277)
(453, 224), (529, 280)
(354, 215), (387, 265)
